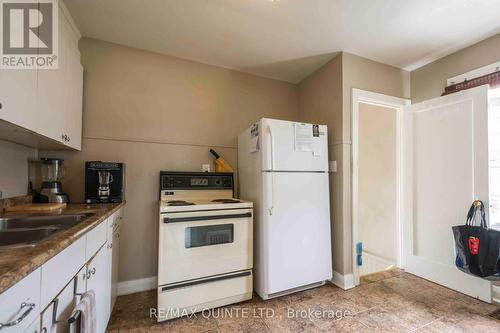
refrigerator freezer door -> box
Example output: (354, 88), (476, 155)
(261, 118), (328, 172)
(262, 171), (332, 295)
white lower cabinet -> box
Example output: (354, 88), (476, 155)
(40, 276), (79, 333)
(0, 207), (123, 333)
(111, 215), (121, 309)
(86, 244), (112, 333)
(0, 268), (41, 333)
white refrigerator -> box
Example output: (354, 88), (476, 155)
(238, 118), (332, 300)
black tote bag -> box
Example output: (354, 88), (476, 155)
(452, 201), (500, 280)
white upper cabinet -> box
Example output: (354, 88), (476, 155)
(64, 41), (84, 150)
(37, 5), (69, 145)
(0, 1), (83, 150)
(0, 68), (38, 133)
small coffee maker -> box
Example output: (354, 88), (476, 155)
(85, 161), (125, 203)
(39, 158), (69, 203)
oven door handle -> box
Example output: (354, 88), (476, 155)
(163, 212), (252, 224)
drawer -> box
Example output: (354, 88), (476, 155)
(0, 268), (41, 333)
(41, 237), (85, 308)
(86, 218), (107, 260)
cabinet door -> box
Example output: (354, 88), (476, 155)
(40, 277), (78, 333)
(86, 245), (111, 333)
(111, 219), (121, 308)
(63, 46), (83, 150)
(36, 5), (68, 144)
(0, 69), (38, 131)
(0, 269), (41, 333)
(106, 235), (114, 313)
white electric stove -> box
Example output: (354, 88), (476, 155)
(157, 172), (253, 321)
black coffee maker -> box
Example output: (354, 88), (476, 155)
(85, 161), (125, 203)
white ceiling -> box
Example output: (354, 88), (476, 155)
(64, 0), (500, 83)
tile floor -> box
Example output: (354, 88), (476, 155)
(107, 269), (500, 332)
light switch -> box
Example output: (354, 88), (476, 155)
(329, 161), (337, 173)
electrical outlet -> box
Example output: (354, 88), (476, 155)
(329, 161), (337, 173)
(202, 164), (210, 172)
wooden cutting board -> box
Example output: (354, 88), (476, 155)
(5, 203), (67, 212)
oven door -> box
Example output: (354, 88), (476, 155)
(158, 208), (253, 286)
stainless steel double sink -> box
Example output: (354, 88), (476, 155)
(0, 214), (91, 249)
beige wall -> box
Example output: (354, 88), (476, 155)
(298, 54), (342, 145)
(41, 38), (299, 283)
(358, 103), (397, 263)
(411, 33), (500, 103)
(0, 140), (37, 198)
(298, 54), (344, 274)
(339, 53), (410, 275)
(298, 52), (409, 277)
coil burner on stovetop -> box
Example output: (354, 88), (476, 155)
(167, 200), (195, 206)
(212, 198), (241, 204)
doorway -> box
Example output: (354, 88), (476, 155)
(351, 89), (410, 286)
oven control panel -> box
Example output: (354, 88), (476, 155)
(160, 171), (233, 190)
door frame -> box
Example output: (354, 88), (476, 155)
(351, 88), (410, 286)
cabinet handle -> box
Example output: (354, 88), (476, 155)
(0, 302), (35, 329)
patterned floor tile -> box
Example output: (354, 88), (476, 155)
(106, 272), (500, 333)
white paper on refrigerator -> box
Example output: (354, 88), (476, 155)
(294, 123), (312, 152)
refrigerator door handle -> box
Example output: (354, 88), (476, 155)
(267, 126), (275, 215)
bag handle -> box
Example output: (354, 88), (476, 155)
(466, 200), (488, 228)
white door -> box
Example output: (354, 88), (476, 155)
(260, 118), (328, 172)
(86, 246), (111, 333)
(263, 172), (332, 295)
(402, 85), (491, 302)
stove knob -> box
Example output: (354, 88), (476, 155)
(215, 178), (222, 186)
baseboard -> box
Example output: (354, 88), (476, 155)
(359, 251), (396, 276)
(331, 271), (355, 290)
(117, 276), (157, 296)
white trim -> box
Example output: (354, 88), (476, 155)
(447, 60), (500, 87)
(492, 285), (500, 305)
(351, 89), (410, 287)
(331, 271), (355, 290)
(117, 276), (157, 296)
(359, 251), (396, 276)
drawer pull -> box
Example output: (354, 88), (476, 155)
(0, 302), (35, 329)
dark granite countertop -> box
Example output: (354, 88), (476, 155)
(0, 202), (125, 294)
